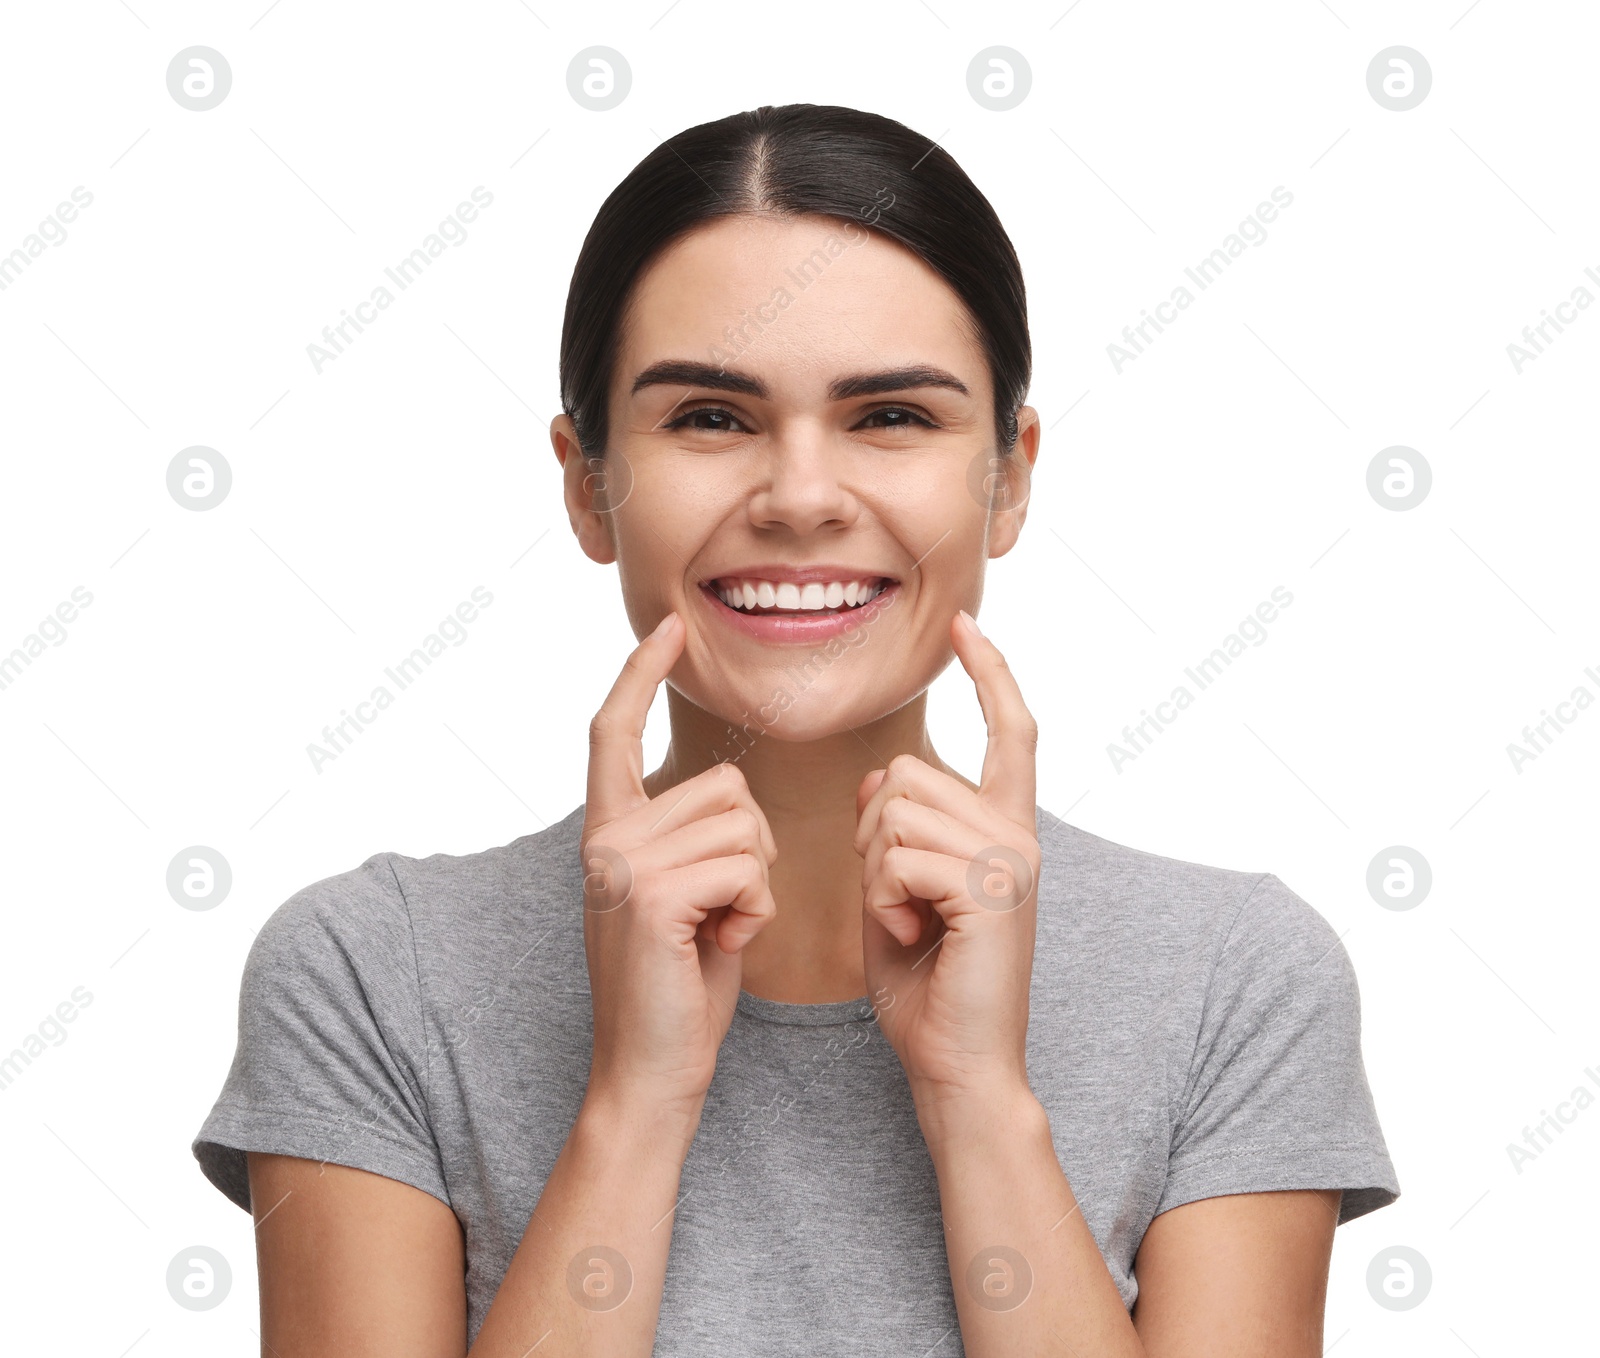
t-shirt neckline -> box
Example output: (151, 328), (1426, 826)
(736, 989), (875, 1026)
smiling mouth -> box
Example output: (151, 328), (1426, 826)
(705, 575), (896, 616)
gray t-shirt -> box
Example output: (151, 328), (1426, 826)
(192, 802), (1399, 1354)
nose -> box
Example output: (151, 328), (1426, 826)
(745, 422), (859, 535)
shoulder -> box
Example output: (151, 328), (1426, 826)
(1026, 812), (1398, 1227)
(247, 806), (590, 1006)
(246, 851), (412, 976)
(389, 805), (584, 909)
(258, 805), (588, 951)
(1031, 809), (1356, 1029)
(1035, 808), (1334, 955)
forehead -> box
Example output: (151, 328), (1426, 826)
(617, 213), (984, 393)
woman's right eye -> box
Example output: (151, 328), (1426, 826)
(664, 404), (746, 433)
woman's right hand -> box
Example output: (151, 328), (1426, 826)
(578, 609), (779, 1119)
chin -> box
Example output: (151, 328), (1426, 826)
(689, 675), (893, 750)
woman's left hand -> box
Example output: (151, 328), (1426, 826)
(853, 609), (1042, 1119)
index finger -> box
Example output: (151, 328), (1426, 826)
(585, 610), (684, 823)
(952, 610), (1038, 830)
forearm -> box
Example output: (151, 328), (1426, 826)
(468, 1087), (702, 1357)
(918, 1085), (1147, 1358)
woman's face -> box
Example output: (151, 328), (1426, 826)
(553, 211), (1038, 743)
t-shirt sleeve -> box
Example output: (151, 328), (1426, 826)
(191, 852), (451, 1214)
(1156, 872), (1400, 1226)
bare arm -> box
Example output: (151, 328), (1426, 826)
(921, 1084), (1342, 1358)
(920, 1085), (1146, 1357)
(467, 1090), (702, 1356)
(248, 1150), (468, 1357)
(1131, 1185), (1340, 1357)
(249, 1091), (703, 1358)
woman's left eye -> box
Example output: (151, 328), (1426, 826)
(861, 406), (937, 430)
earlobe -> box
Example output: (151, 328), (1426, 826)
(571, 486), (619, 567)
(575, 512), (619, 567)
(988, 501), (1029, 560)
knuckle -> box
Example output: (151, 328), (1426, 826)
(886, 752), (920, 783)
(879, 796), (912, 835)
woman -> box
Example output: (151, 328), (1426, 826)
(193, 103), (1399, 1356)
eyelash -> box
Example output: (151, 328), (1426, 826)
(662, 403), (939, 434)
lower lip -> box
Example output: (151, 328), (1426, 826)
(697, 580), (900, 642)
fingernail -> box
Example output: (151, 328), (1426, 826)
(958, 609), (982, 636)
(650, 611), (677, 639)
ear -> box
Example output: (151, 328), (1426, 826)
(987, 404), (1039, 561)
(552, 414), (618, 567)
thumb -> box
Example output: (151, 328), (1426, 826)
(856, 766), (888, 824)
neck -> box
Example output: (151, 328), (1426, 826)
(641, 683), (975, 1004)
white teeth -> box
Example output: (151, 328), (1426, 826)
(712, 575), (889, 613)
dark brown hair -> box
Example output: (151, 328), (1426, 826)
(558, 102), (1030, 462)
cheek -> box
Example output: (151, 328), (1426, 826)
(631, 455), (737, 516)
(610, 467), (728, 581)
(897, 493), (989, 582)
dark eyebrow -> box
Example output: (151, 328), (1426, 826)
(629, 359), (970, 402)
(830, 365), (971, 400)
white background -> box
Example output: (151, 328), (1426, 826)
(1, 0), (1595, 1353)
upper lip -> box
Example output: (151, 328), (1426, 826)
(702, 564), (899, 587)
